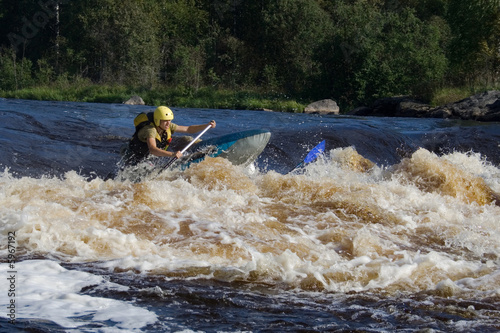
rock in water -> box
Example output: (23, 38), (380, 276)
(304, 99), (340, 115)
(124, 95), (145, 105)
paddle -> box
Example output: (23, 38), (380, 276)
(292, 140), (326, 171)
(157, 124), (212, 174)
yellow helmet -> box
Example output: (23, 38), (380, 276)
(153, 106), (174, 126)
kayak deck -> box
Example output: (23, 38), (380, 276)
(178, 129), (271, 169)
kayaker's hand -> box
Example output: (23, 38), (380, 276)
(175, 151), (182, 159)
(209, 120), (216, 128)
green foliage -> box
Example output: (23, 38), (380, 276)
(171, 45), (205, 90)
(259, 0), (332, 92)
(325, 1), (449, 107)
(152, 0), (209, 86)
(0, 0), (498, 110)
(430, 86), (473, 106)
(234, 0), (332, 94)
(0, 48), (33, 90)
(446, 0), (500, 86)
(360, 9), (448, 100)
(74, 0), (160, 86)
(0, 83), (306, 112)
(35, 58), (54, 86)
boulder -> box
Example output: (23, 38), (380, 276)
(347, 106), (372, 116)
(348, 96), (423, 117)
(123, 95), (145, 105)
(396, 100), (432, 118)
(430, 90), (500, 121)
(348, 91), (500, 122)
(371, 96), (409, 117)
(304, 99), (340, 115)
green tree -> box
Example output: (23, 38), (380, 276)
(151, 0), (209, 89)
(0, 0), (60, 64)
(359, 9), (449, 101)
(73, 0), (160, 86)
(197, 0), (254, 88)
(446, 0), (500, 86)
(259, 0), (333, 94)
(0, 48), (33, 90)
(324, 1), (449, 107)
(205, 0), (333, 93)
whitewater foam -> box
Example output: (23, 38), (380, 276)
(0, 260), (157, 330)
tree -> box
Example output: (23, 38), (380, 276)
(446, 0), (500, 86)
(0, 0), (60, 63)
(231, 0), (333, 94)
(151, 0), (210, 88)
(323, 0), (449, 107)
(0, 48), (33, 90)
(73, 0), (160, 86)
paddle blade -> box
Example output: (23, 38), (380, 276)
(290, 140), (326, 173)
(303, 140), (326, 164)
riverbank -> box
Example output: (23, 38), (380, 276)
(1, 81), (496, 119)
(0, 83), (306, 113)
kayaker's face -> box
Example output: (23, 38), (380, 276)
(159, 119), (171, 130)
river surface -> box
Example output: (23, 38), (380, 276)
(0, 98), (499, 332)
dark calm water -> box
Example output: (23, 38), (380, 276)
(0, 98), (499, 332)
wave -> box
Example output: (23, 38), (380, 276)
(1, 148), (499, 296)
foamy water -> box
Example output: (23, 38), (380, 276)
(0, 260), (157, 330)
(2, 149), (499, 288)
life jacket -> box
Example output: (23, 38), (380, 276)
(126, 112), (172, 164)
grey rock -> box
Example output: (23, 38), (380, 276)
(304, 99), (340, 115)
(123, 95), (145, 105)
(349, 91), (500, 122)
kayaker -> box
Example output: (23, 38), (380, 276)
(124, 106), (216, 165)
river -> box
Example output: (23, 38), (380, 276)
(0, 98), (499, 332)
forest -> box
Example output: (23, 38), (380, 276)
(0, 0), (499, 111)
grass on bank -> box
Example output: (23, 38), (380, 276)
(0, 82), (307, 113)
(429, 86), (474, 106)
(0, 78), (493, 112)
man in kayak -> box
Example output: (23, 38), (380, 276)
(124, 106), (216, 166)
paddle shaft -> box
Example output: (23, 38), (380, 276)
(159, 124), (212, 172)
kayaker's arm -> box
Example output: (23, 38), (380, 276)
(146, 137), (182, 158)
(177, 120), (216, 134)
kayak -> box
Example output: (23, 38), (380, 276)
(112, 129), (271, 181)
(176, 129), (271, 169)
